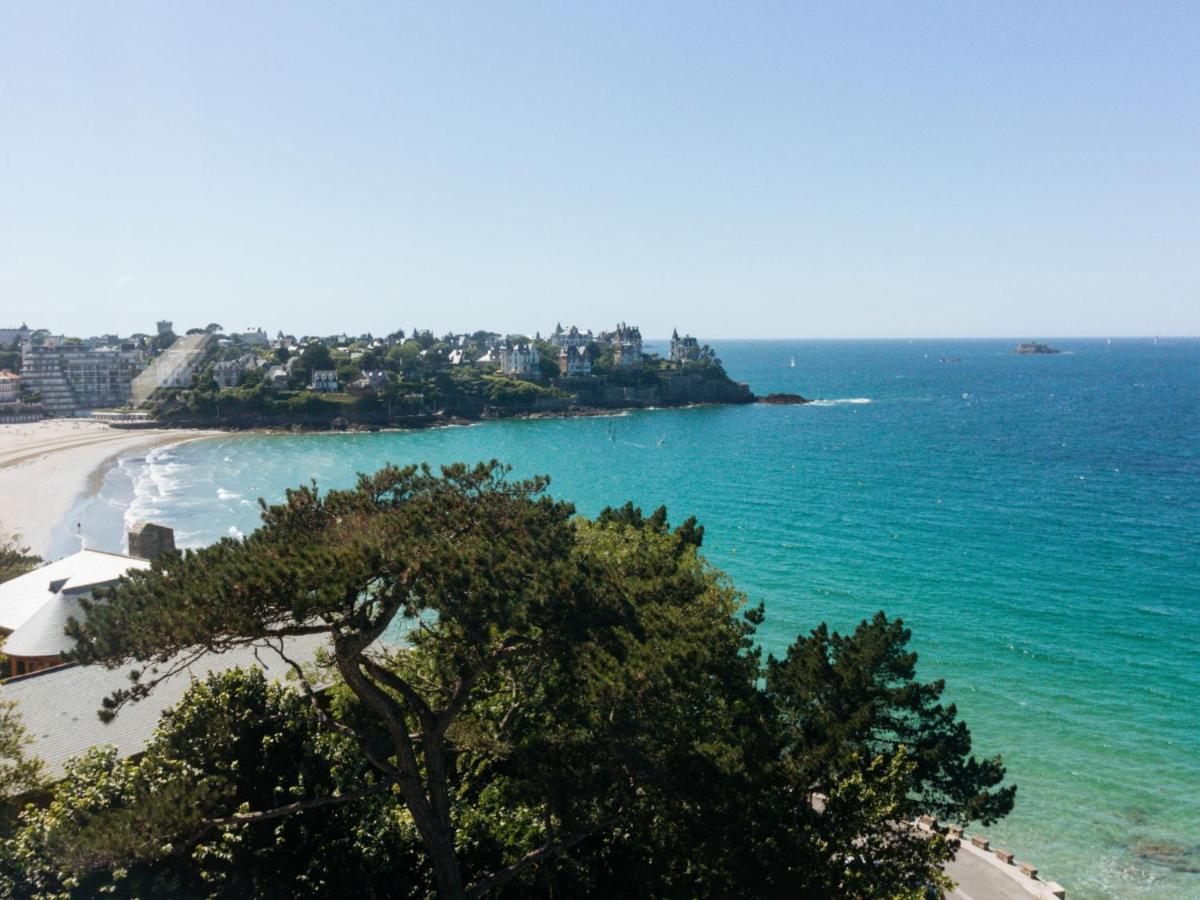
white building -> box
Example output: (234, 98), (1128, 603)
(21, 343), (145, 414)
(670, 328), (702, 363)
(310, 370), (339, 392)
(266, 366), (290, 388)
(0, 549), (151, 676)
(550, 324), (594, 351)
(499, 341), (539, 379)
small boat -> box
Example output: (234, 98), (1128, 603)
(789, 357), (796, 368)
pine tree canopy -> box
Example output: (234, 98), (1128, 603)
(7, 460), (1014, 899)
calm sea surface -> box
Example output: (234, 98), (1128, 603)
(68, 338), (1200, 899)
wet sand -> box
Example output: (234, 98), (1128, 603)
(0, 420), (206, 558)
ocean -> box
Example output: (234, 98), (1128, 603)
(64, 338), (1200, 899)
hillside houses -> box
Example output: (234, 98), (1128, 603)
(310, 370), (339, 392)
(603, 322), (643, 368)
(550, 324), (594, 351)
(498, 340), (539, 379)
(558, 345), (592, 376)
(670, 329), (701, 362)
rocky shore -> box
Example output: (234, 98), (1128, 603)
(757, 393), (810, 405)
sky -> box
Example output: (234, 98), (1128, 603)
(1, 2), (1197, 340)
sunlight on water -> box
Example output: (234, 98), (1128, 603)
(74, 338), (1200, 899)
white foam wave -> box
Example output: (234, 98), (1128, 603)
(122, 444), (185, 532)
(808, 397), (872, 407)
(217, 488), (241, 501)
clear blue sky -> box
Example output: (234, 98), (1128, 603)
(1, 2), (1196, 339)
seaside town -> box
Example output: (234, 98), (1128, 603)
(5, 0), (1198, 895)
(0, 320), (750, 428)
(0, 319), (1066, 900)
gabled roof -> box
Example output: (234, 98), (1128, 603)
(0, 551), (149, 634)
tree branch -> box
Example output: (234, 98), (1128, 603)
(203, 782), (391, 828)
(465, 819), (614, 898)
(264, 637), (403, 781)
(361, 655), (434, 725)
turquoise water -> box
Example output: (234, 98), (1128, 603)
(70, 339), (1200, 898)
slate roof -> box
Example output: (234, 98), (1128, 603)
(1, 634), (329, 781)
(0, 550), (150, 634)
(2, 591), (90, 657)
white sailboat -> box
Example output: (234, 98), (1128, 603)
(789, 356), (796, 368)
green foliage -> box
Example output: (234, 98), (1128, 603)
(0, 536), (39, 585)
(767, 611), (1016, 825)
(817, 750), (954, 899)
(0, 670), (416, 898)
(0, 345), (21, 373)
(479, 376), (563, 407)
(16, 464), (1004, 898)
(149, 331), (176, 353)
(595, 501), (704, 550)
(292, 344), (334, 387)
(0, 701), (43, 814)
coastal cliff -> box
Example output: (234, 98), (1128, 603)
(151, 369), (755, 430)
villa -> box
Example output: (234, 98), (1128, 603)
(498, 340), (539, 379)
(550, 324), (595, 351)
(558, 345), (592, 376)
(611, 322), (643, 368)
(670, 329), (701, 363)
(310, 370), (339, 392)
(213, 359), (243, 389)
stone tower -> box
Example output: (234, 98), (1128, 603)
(128, 522), (176, 560)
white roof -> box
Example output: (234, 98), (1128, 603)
(1, 634), (329, 781)
(0, 550), (150, 634)
(3, 591), (89, 657)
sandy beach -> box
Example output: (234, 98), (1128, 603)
(0, 420), (207, 559)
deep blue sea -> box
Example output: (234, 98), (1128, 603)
(67, 338), (1200, 899)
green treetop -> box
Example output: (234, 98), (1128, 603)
(34, 462), (1007, 898)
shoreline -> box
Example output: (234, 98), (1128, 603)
(151, 397), (770, 435)
(0, 420), (215, 559)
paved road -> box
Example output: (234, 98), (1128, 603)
(945, 842), (1061, 900)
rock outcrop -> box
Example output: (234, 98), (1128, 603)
(757, 393), (810, 405)
(1013, 342), (1061, 355)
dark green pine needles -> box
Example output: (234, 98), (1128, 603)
(3, 460), (1014, 899)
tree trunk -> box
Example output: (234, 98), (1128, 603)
(426, 829), (467, 900)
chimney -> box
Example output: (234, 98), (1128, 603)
(128, 522), (176, 560)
